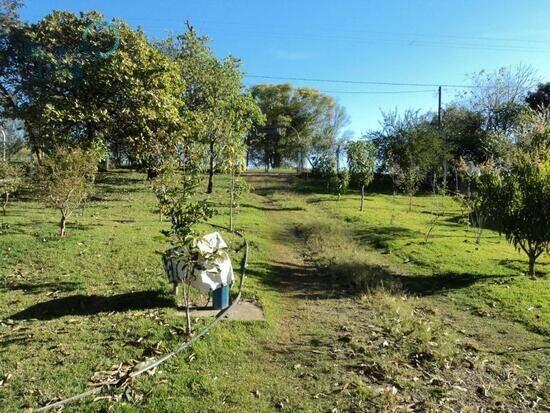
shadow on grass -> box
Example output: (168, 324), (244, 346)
(250, 247), (509, 298)
(354, 226), (422, 249)
(242, 203), (305, 212)
(1, 281), (80, 294)
(496, 258), (549, 276)
(248, 260), (346, 300)
(10, 290), (172, 321)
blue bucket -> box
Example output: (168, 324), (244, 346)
(212, 285), (230, 309)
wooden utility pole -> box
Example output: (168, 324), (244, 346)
(438, 86), (442, 128)
(438, 86), (448, 194)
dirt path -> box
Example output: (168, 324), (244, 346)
(245, 173), (550, 412)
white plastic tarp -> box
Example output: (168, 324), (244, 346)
(163, 232), (234, 293)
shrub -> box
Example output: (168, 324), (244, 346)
(0, 161), (22, 216)
(33, 147), (98, 236)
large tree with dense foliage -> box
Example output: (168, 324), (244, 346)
(250, 84), (347, 169)
(2, 10), (186, 167)
(0, 0), (23, 119)
(441, 105), (489, 164)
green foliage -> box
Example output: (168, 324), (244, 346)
(477, 150), (549, 276)
(164, 197), (215, 250)
(173, 26), (264, 193)
(371, 110), (447, 188)
(526, 82), (550, 111)
(159, 148), (215, 251)
(0, 160), (21, 215)
(347, 140), (376, 211)
(331, 171), (349, 200)
(250, 84), (347, 169)
(441, 105), (489, 164)
(149, 159), (181, 222)
(310, 152), (336, 179)
(32, 146), (98, 236)
(4, 11), (185, 164)
(347, 140), (376, 189)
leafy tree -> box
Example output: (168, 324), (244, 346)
(331, 171), (349, 201)
(149, 158), (180, 222)
(3, 11), (186, 166)
(220, 139), (248, 232)
(33, 146), (99, 236)
(159, 145), (215, 335)
(515, 107), (550, 153)
(347, 140), (376, 211)
(526, 82), (550, 111)
(371, 110), (445, 209)
(310, 151), (336, 178)
(250, 84), (346, 169)
(372, 110), (446, 177)
(0, 0), (23, 119)
(465, 65), (537, 137)
(174, 26), (263, 193)
(441, 105), (489, 164)
(0, 160), (21, 215)
(477, 110), (549, 276)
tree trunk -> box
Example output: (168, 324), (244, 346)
(409, 194), (413, 212)
(207, 141), (214, 194)
(183, 281), (191, 336)
(360, 185), (365, 211)
(229, 172), (235, 232)
(528, 252), (537, 277)
(59, 215), (66, 237)
(432, 171), (437, 194)
(454, 167), (459, 194)
(2, 192), (8, 216)
(443, 160), (448, 194)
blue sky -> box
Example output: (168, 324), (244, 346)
(21, 0), (550, 136)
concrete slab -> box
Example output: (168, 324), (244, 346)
(178, 301), (265, 321)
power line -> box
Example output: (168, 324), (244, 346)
(318, 89), (437, 95)
(22, 13), (550, 53)
(95, 16), (550, 46)
(245, 75), (473, 89)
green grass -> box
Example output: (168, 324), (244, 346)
(0, 170), (548, 412)
(291, 176), (550, 335)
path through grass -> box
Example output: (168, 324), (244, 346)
(0, 171), (548, 411)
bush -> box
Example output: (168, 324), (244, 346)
(33, 147), (98, 236)
(0, 161), (22, 216)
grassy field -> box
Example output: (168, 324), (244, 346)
(0, 170), (548, 412)
(291, 176), (550, 335)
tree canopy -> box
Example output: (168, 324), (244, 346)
(249, 84), (348, 169)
